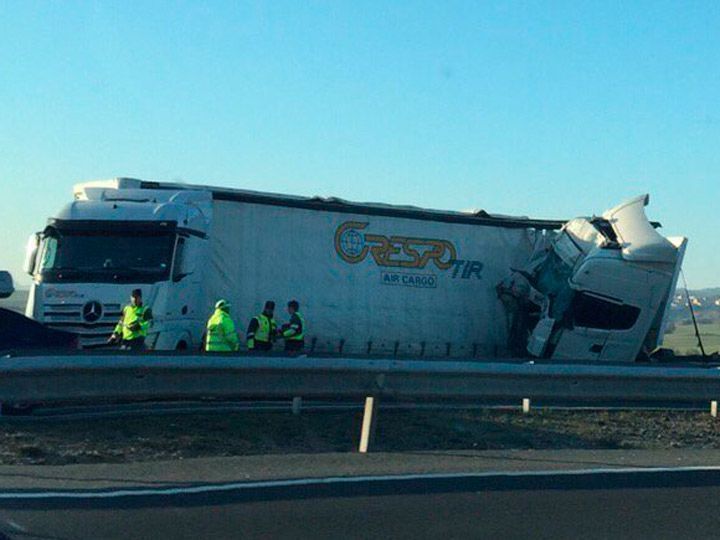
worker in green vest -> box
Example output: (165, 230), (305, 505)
(205, 299), (239, 352)
(108, 288), (153, 351)
(280, 299), (305, 353)
(246, 300), (277, 351)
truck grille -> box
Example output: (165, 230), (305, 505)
(42, 302), (122, 347)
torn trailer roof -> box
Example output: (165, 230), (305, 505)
(74, 177), (568, 230)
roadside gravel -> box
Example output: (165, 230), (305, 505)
(2, 408), (720, 465)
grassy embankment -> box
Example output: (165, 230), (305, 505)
(663, 322), (720, 356)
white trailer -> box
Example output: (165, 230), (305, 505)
(22, 178), (685, 361)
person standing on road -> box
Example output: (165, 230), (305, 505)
(205, 299), (239, 352)
(108, 288), (153, 351)
(246, 300), (278, 351)
(280, 299), (305, 353)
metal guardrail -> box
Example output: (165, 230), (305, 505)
(3, 354), (720, 451)
(0, 355), (719, 403)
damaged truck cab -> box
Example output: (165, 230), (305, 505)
(520, 195), (686, 362)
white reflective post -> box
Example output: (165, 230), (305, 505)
(522, 398), (531, 413)
(711, 401), (717, 418)
(359, 396), (378, 453)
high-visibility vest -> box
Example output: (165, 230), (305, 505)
(206, 309), (239, 352)
(254, 314), (276, 343)
(285, 311), (305, 341)
(114, 305), (152, 341)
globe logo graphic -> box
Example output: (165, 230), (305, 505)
(340, 228), (365, 258)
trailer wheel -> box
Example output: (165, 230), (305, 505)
(176, 341), (188, 351)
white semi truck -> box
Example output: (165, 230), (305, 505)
(22, 178), (685, 361)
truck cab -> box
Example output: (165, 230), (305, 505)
(23, 178), (212, 350)
(519, 195), (686, 362)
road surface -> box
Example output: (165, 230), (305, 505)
(1, 451), (720, 538)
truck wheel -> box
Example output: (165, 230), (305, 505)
(176, 341), (188, 351)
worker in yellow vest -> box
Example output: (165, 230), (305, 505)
(205, 299), (239, 352)
(108, 289), (153, 351)
(246, 300), (277, 351)
(280, 299), (305, 353)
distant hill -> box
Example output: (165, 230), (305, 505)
(689, 288), (720, 296)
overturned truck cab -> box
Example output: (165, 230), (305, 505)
(502, 195), (686, 362)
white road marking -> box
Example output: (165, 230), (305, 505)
(0, 465), (719, 500)
(5, 519), (27, 532)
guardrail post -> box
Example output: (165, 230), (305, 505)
(711, 401), (718, 418)
(522, 398), (531, 414)
(359, 396), (379, 453)
(292, 397), (303, 416)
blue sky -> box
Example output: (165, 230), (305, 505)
(0, 1), (718, 287)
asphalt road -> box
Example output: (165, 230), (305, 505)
(3, 467), (720, 539)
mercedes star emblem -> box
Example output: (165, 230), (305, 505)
(82, 301), (103, 323)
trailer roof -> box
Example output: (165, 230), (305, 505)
(86, 177), (567, 230)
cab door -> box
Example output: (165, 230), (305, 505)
(551, 325), (609, 361)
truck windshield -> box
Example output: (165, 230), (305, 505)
(38, 229), (174, 283)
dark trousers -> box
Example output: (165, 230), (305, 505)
(284, 340), (304, 353)
(120, 337), (146, 351)
(253, 340), (273, 352)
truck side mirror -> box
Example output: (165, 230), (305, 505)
(23, 233), (41, 276)
(0, 271), (14, 299)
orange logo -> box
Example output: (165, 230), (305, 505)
(334, 221), (457, 270)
